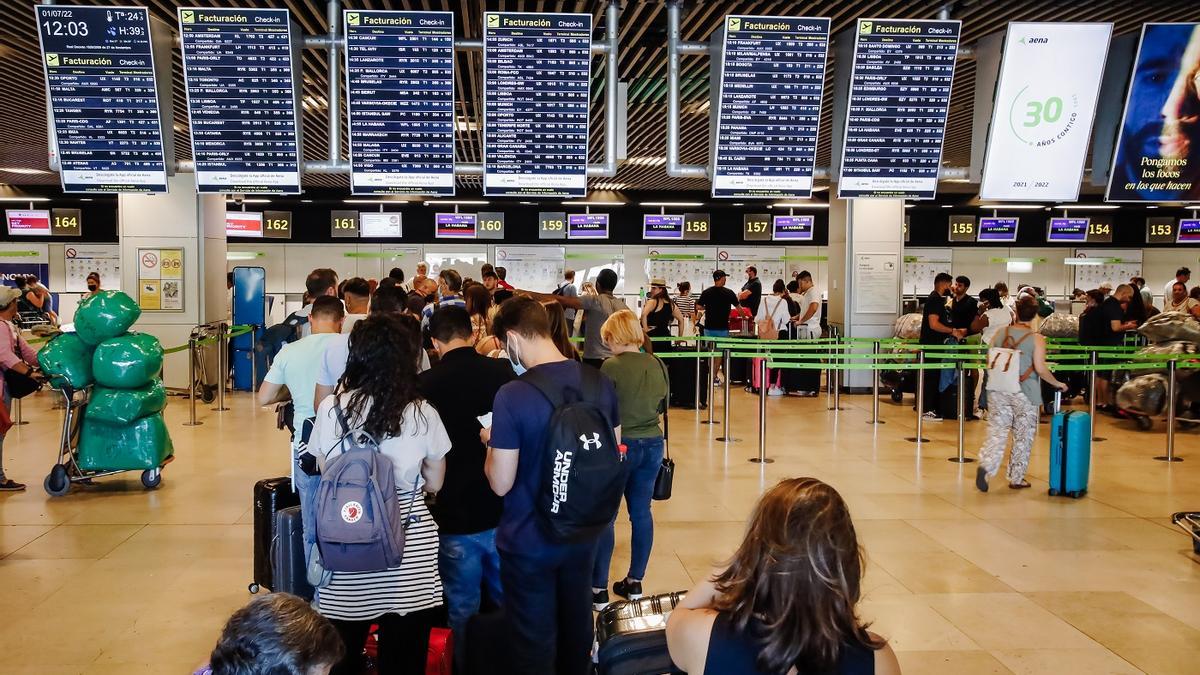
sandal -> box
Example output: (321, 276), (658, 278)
(1008, 480), (1032, 490)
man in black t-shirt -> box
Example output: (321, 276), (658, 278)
(919, 272), (961, 418)
(738, 266), (763, 316)
(1094, 284), (1139, 410)
(948, 275), (980, 419)
(698, 270), (739, 338)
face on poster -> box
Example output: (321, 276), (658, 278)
(1107, 24), (1200, 202)
(979, 22), (1112, 201)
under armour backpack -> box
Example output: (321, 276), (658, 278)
(314, 404), (414, 573)
(522, 366), (627, 543)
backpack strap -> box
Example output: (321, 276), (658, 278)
(522, 364), (610, 421)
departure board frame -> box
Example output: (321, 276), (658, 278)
(344, 10), (455, 196)
(178, 7), (304, 194)
(712, 15), (831, 199)
(837, 18), (961, 200)
(36, 5), (170, 194)
(482, 12), (593, 198)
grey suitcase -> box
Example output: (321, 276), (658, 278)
(274, 505), (315, 601)
(595, 591), (687, 675)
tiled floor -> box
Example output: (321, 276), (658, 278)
(0, 384), (1197, 673)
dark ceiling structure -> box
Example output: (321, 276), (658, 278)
(3, 1), (1199, 194)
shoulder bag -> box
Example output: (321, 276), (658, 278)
(651, 357), (674, 501)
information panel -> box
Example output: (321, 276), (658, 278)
(1147, 217), (1176, 244)
(6, 210), (52, 237)
(980, 22), (1112, 201)
(483, 12), (592, 198)
(360, 212), (402, 238)
(36, 6), (169, 193)
(568, 214), (608, 239)
(772, 215), (814, 241)
(1179, 220), (1200, 244)
(744, 213), (771, 241)
(51, 208), (82, 237)
(712, 16), (831, 199)
(684, 213), (712, 241)
(436, 213), (476, 239)
(226, 211), (263, 238)
(837, 19), (960, 200)
(1107, 23), (1200, 203)
(1047, 217), (1088, 242)
(948, 215), (976, 242)
(539, 211), (566, 240)
(644, 215), (684, 240)
(263, 210), (291, 239)
(345, 10), (455, 196)
(178, 7), (302, 194)
(977, 217), (1018, 242)
(476, 212), (505, 240)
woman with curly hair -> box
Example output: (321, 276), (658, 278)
(311, 313), (451, 675)
(666, 477), (900, 675)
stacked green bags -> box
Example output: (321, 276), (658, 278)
(43, 291), (174, 471)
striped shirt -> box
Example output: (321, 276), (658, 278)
(675, 294), (696, 318)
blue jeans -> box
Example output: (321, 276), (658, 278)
(593, 435), (664, 587)
(439, 529), (503, 669)
(703, 328), (729, 338)
(293, 463), (321, 568)
(500, 539), (597, 675)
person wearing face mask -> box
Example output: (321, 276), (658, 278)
(84, 272), (101, 298)
(482, 298), (621, 675)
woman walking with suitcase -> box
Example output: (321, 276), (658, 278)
(977, 297), (1068, 492)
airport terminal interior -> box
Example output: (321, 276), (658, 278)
(2, 0), (1200, 673)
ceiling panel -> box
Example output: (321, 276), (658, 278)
(4, 1), (1199, 192)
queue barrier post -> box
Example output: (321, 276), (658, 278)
(13, 397), (25, 426)
(949, 358), (974, 463)
(693, 336), (702, 413)
(868, 340), (884, 425)
(249, 324), (259, 394)
(1088, 350), (1105, 442)
(829, 342), (843, 411)
(750, 358), (772, 463)
(703, 350), (718, 426)
(716, 348), (740, 443)
(1155, 358), (1183, 462)
(906, 352), (930, 444)
(213, 322), (230, 412)
(183, 337), (202, 427)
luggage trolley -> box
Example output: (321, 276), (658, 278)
(1171, 512), (1200, 556)
(42, 384), (169, 497)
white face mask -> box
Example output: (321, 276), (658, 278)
(505, 334), (527, 376)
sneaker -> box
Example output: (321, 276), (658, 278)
(922, 411), (943, 422)
(0, 479), (26, 492)
(592, 589), (610, 612)
(975, 467), (989, 493)
(612, 578), (643, 601)
(768, 386), (786, 397)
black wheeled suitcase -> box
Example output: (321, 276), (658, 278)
(274, 505), (315, 601)
(667, 353), (708, 408)
(595, 591), (687, 675)
(251, 476), (299, 594)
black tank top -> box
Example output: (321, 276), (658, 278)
(647, 299), (673, 337)
(704, 612), (875, 675)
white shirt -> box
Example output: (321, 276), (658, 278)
(341, 313), (368, 334)
(1165, 278), (1188, 300)
(755, 295), (790, 331)
(981, 307), (1015, 345)
(317, 333), (430, 390)
(798, 286), (822, 331)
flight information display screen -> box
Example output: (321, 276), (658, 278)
(568, 213), (608, 239)
(436, 213), (476, 239)
(712, 16), (831, 199)
(483, 12), (592, 198)
(772, 215), (815, 241)
(178, 7), (303, 194)
(1047, 217), (1088, 242)
(6, 210), (52, 236)
(360, 212), (403, 238)
(837, 19), (961, 200)
(643, 215), (684, 240)
(976, 217), (1018, 242)
(225, 211), (263, 237)
(345, 10), (455, 196)
(1178, 219), (1200, 244)
(36, 5), (169, 193)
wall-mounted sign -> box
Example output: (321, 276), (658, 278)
(837, 19), (961, 200)
(435, 213), (476, 239)
(643, 215), (684, 240)
(1047, 217), (1088, 243)
(226, 211), (264, 238)
(476, 212), (505, 240)
(1178, 219), (1200, 244)
(980, 22), (1113, 201)
(772, 215), (814, 241)
(712, 16), (831, 199)
(51, 208), (82, 237)
(1146, 216), (1176, 244)
(684, 213), (711, 241)
(330, 210), (360, 238)
(538, 211), (566, 240)
(483, 12), (592, 198)
(948, 215), (976, 242)
(345, 10), (455, 196)
(137, 247), (183, 311)
(262, 210), (292, 239)
(568, 213), (608, 239)
(359, 212), (402, 238)
(36, 6), (169, 194)
(5, 210), (52, 237)
(64, 244), (119, 292)
(976, 217), (1018, 242)
(1107, 23), (1200, 203)
(178, 7), (303, 194)
(743, 213), (771, 241)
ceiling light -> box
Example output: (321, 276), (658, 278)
(422, 199), (489, 206)
(1054, 204), (1120, 210)
(940, 204), (954, 208)
(300, 199), (313, 203)
(641, 201), (703, 207)
(904, 204), (913, 209)
(771, 202), (828, 208)
(1146, 205), (1158, 209)
(563, 200), (624, 206)
(519, 201), (536, 206)
(977, 204), (1046, 210)
(225, 198), (270, 204)
(0, 167), (52, 175)
(0, 196), (50, 202)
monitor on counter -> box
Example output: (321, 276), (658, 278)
(568, 213), (609, 239)
(1178, 219), (1200, 244)
(771, 215), (814, 241)
(360, 212), (403, 238)
(5, 210), (51, 236)
(225, 212), (264, 238)
(977, 217), (1018, 242)
(643, 214), (684, 240)
(435, 213), (476, 239)
(1047, 217), (1089, 242)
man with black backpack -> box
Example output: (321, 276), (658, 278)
(483, 298), (625, 675)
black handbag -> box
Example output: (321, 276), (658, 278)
(4, 368), (41, 399)
(653, 357), (674, 501)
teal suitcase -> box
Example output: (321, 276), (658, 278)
(1048, 393), (1090, 498)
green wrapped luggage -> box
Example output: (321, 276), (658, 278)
(77, 412), (173, 471)
(87, 381), (167, 425)
(73, 291), (141, 346)
(37, 333), (94, 389)
(92, 333), (164, 388)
